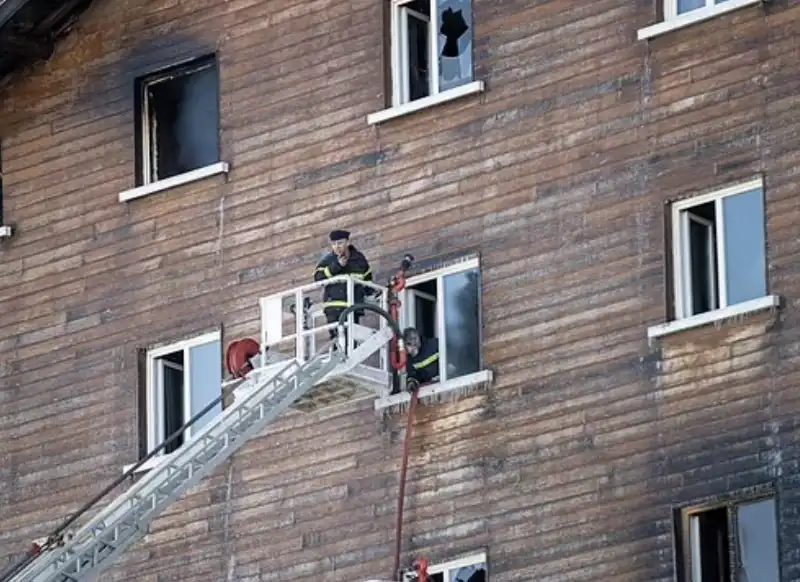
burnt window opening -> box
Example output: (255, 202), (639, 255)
(675, 496), (780, 582)
(135, 54), (220, 186)
(391, 0), (474, 106)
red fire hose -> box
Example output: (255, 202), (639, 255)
(393, 385), (420, 580)
(389, 268), (408, 372)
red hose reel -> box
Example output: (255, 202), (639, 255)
(225, 338), (261, 378)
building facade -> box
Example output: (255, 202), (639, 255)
(1, 0), (799, 580)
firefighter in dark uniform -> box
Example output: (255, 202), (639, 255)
(314, 229), (373, 340)
(402, 327), (440, 386)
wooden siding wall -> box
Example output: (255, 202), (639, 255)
(1, 0), (800, 581)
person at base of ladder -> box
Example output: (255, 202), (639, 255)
(314, 229), (374, 341)
(403, 328), (440, 385)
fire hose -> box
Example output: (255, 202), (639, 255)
(336, 254), (421, 581)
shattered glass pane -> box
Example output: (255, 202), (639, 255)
(437, 0), (473, 92)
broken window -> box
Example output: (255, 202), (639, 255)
(135, 54), (220, 186)
(401, 256), (482, 385)
(427, 552), (488, 582)
(144, 332), (223, 459)
(390, 0), (474, 106)
(676, 496), (779, 582)
(671, 179), (767, 320)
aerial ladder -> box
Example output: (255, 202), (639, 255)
(0, 257), (427, 582)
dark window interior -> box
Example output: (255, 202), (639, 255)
(412, 279), (437, 339)
(135, 55), (219, 185)
(160, 350), (185, 454)
(406, 0), (430, 101)
(685, 201), (718, 316)
(695, 507), (730, 582)
(676, 497), (780, 582)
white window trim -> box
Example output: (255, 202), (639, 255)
(681, 212), (718, 316)
(0, 225), (11, 238)
(637, 0), (763, 41)
(367, 80), (484, 125)
(118, 161), (229, 203)
(671, 177), (765, 321)
(428, 550), (488, 581)
(364, 551), (488, 582)
(374, 256), (490, 409)
(647, 294), (780, 341)
(402, 255), (480, 383)
(124, 331), (221, 475)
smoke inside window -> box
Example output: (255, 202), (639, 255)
(140, 56), (220, 183)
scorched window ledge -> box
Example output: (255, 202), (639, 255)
(366, 80), (485, 126)
(374, 369), (493, 411)
(647, 294), (780, 342)
(637, 0), (763, 41)
(118, 161), (229, 203)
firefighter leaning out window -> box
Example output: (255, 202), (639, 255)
(403, 327), (440, 386)
(314, 229), (374, 340)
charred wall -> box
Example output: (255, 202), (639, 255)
(1, 0), (799, 580)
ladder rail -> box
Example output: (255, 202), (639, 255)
(6, 323), (397, 582)
(0, 367), (257, 582)
(9, 355), (324, 582)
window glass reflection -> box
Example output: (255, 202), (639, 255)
(443, 268), (481, 379)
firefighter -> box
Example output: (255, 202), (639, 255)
(402, 327), (440, 385)
(314, 229), (373, 341)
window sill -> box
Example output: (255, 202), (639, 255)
(122, 454), (170, 475)
(0, 225), (12, 239)
(366, 81), (485, 126)
(118, 161), (229, 203)
(647, 294), (780, 341)
(373, 369), (493, 411)
(637, 0), (763, 40)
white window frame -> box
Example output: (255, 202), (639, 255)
(403, 288), (438, 337)
(391, 0), (440, 108)
(427, 550), (488, 582)
(664, 0), (721, 20)
(368, 0), (484, 125)
(638, 0), (763, 41)
(124, 330), (221, 474)
(680, 212), (718, 317)
(671, 177), (765, 320)
(401, 256), (481, 384)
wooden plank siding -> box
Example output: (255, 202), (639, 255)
(0, 0), (799, 580)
